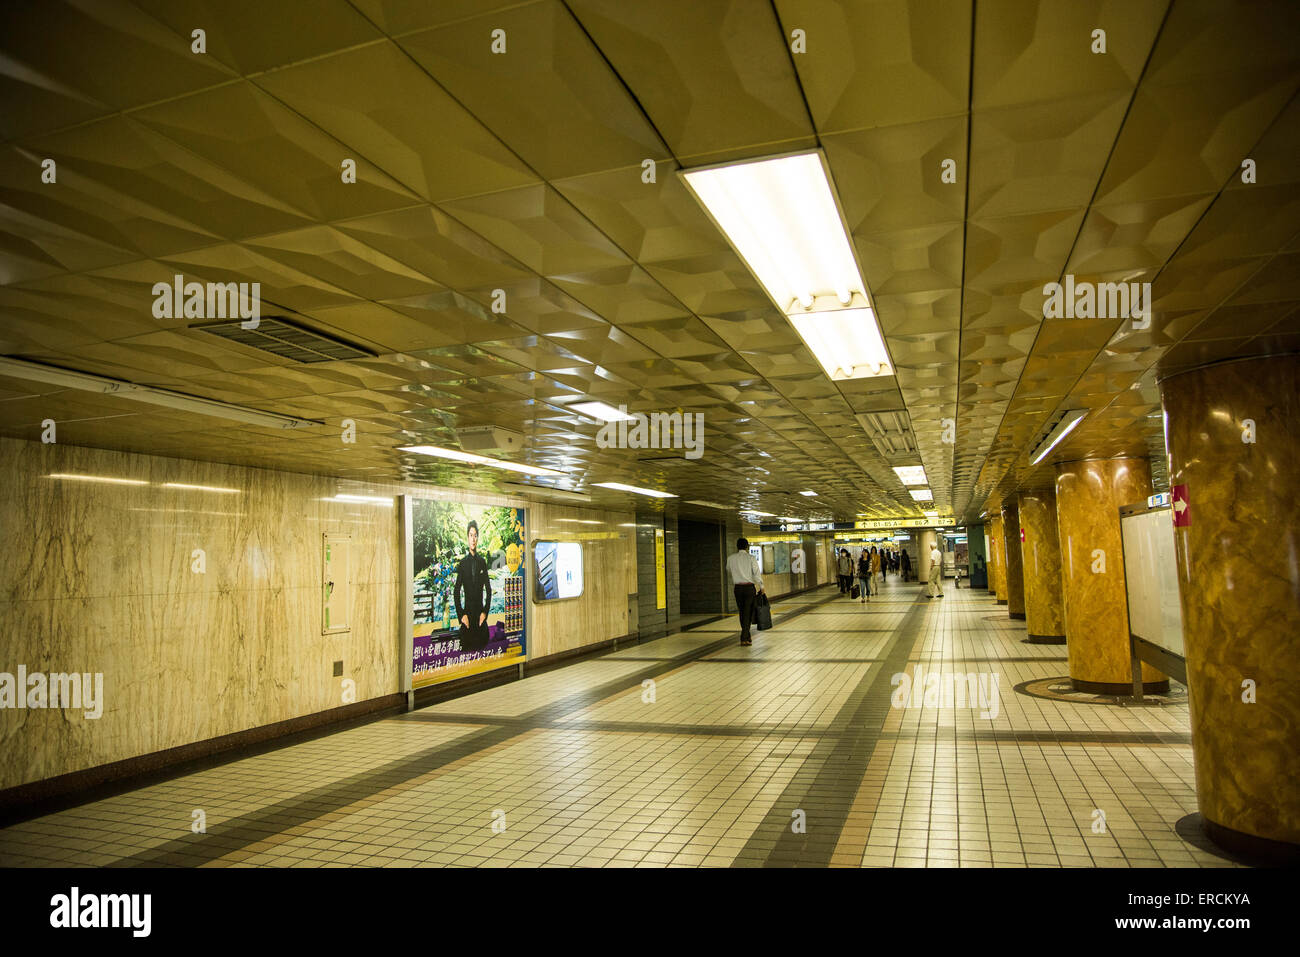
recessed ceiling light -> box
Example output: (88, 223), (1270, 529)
(570, 400), (636, 422)
(325, 494), (393, 507)
(399, 445), (563, 477)
(682, 151), (892, 382)
(909, 489), (934, 501)
(592, 482), (676, 498)
(799, 490), (818, 496)
(1030, 410), (1088, 465)
(163, 483), (240, 494)
(892, 466), (928, 486)
(47, 473), (147, 486)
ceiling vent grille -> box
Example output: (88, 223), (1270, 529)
(192, 318), (374, 363)
(855, 410), (917, 459)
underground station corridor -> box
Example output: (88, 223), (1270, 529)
(0, 0), (1295, 943)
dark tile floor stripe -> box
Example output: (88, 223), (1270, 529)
(105, 587), (840, 867)
(733, 594), (932, 868)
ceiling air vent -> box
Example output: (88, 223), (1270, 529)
(855, 410), (917, 460)
(191, 318), (374, 363)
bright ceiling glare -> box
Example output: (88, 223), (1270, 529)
(685, 499), (729, 509)
(398, 445), (564, 477)
(909, 489), (934, 501)
(592, 482), (676, 498)
(1029, 410), (1088, 465)
(47, 473), (147, 486)
(799, 490), (818, 496)
(682, 151), (893, 382)
(327, 494), (393, 506)
(743, 510), (775, 517)
(892, 466), (928, 486)
(571, 400), (636, 422)
(162, 483), (240, 494)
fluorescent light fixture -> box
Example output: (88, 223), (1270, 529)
(685, 499), (729, 509)
(799, 490), (818, 497)
(163, 483), (240, 494)
(0, 356), (323, 429)
(571, 400), (636, 422)
(591, 481), (676, 498)
(500, 482), (592, 504)
(787, 308), (891, 380)
(909, 489), (934, 501)
(1029, 410), (1088, 465)
(327, 494), (393, 506)
(681, 151), (893, 382)
(892, 466), (928, 486)
(47, 473), (146, 486)
(743, 510), (775, 517)
(557, 518), (602, 524)
(399, 445), (564, 477)
(922, 510), (939, 518)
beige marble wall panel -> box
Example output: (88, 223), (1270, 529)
(526, 503), (635, 661)
(1000, 504), (1026, 618)
(1055, 457), (1160, 689)
(0, 437), (637, 791)
(1162, 355), (1300, 845)
(988, 515), (1007, 601)
(1018, 489), (1066, 639)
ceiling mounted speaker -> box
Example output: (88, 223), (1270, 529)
(455, 426), (523, 453)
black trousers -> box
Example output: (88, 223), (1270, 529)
(735, 583), (757, 639)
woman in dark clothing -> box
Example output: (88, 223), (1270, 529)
(857, 549), (872, 603)
(900, 548), (912, 582)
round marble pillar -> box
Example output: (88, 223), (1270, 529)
(1161, 354), (1300, 860)
(988, 514), (1007, 603)
(1055, 457), (1166, 694)
(1017, 488), (1066, 643)
(1000, 503), (1026, 620)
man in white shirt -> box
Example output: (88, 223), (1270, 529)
(926, 542), (944, 599)
(726, 537), (764, 646)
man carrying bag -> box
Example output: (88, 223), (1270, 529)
(753, 591), (773, 632)
(727, 537), (764, 646)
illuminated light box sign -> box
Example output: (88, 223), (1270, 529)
(408, 500), (527, 689)
(534, 541), (584, 601)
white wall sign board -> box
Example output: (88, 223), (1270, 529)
(1120, 507), (1185, 657)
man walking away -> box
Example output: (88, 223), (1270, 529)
(727, 537), (764, 646)
(926, 541), (944, 599)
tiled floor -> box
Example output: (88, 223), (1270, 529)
(0, 580), (1238, 867)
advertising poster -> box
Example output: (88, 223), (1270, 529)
(411, 500), (526, 688)
(535, 541), (583, 600)
(655, 528), (666, 609)
(774, 543), (791, 573)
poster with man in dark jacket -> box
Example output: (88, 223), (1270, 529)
(455, 520), (491, 651)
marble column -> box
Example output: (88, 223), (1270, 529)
(1055, 457), (1164, 694)
(1161, 354), (1300, 860)
(1000, 503), (1026, 620)
(988, 514), (1007, 603)
(1018, 488), (1066, 643)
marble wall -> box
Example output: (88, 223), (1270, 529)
(1055, 456), (1162, 693)
(1018, 488), (1066, 641)
(1000, 503), (1026, 619)
(0, 437), (635, 792)
(1161, 355), (1300, 848)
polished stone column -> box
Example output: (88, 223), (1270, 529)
(1055, 457), (1165, 694)
(1161, 354), (1300, 860)
(988, 514), (1007, 603)
(1018, 488), (1066, 643)
(1000, 503), (1026, 620)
